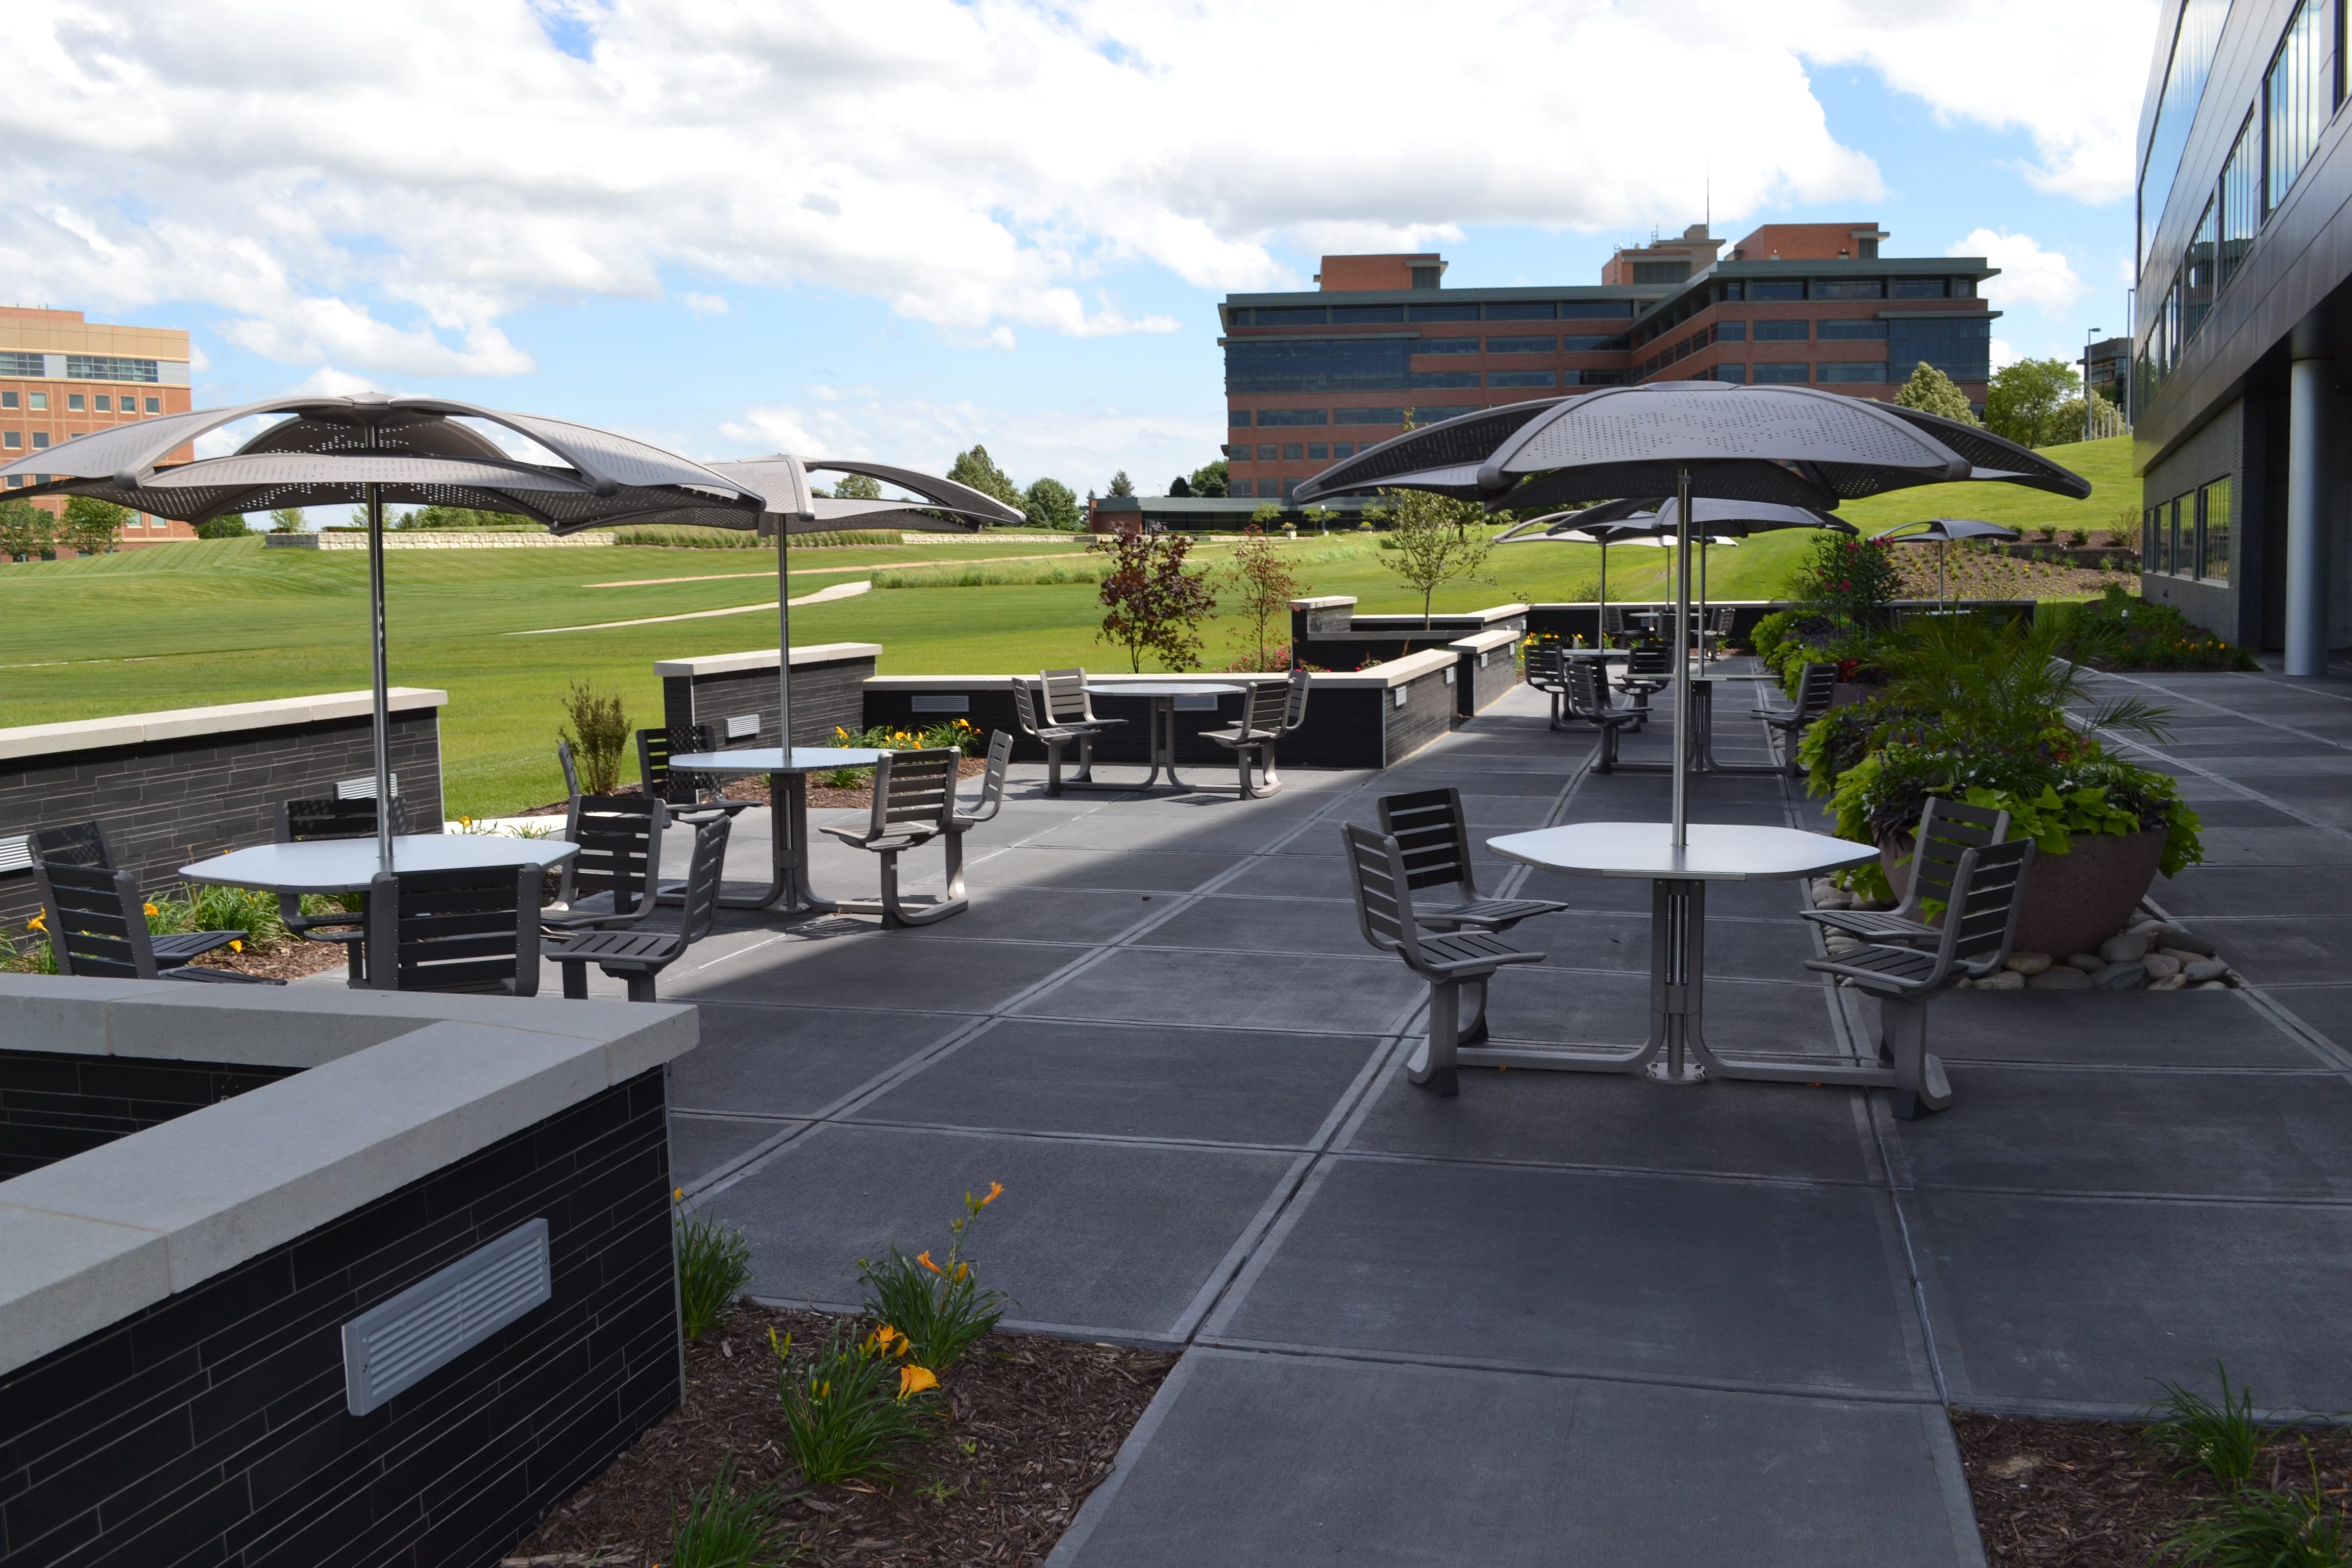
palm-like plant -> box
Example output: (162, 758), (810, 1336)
(1880, 611), (2171, 753)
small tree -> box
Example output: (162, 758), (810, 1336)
(1108, 469), (1136, 498)
(1378, 486), (1492, 627)
(192, 514), (251, 539)
(1301, 505), (1331, 536)
(395, 504), (540, 531)
(1250, 502), (1284, 531)
(947, 445), (1023, 510)
(1894, 361), (1977, 425)
(1167, 475), (1193, 497)
(61, 496), (127, 556)
(559, 681), (630, 795)
(0, 499), (52, 561)
(1188, 458), (1230, 498)
(1984, 358), (2082, 449)
(831, 473), (884, 501)
(1787, 531), (1902, 632)
(1021, 476), (1081, 530)
(1227, 525), (1305, 670)
(1094, 523), (1217, 672)
(267, 506), (307, 533)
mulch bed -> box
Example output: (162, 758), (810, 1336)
(1953, 1410), (2352, 1565)
(185, 936), (351, 982)
(507, 1304), (1178, 1567)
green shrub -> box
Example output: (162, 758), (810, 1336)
(772, 1322), (939, 1485)
(1785, 532), (1902, 631)
(192, 515), (252, 540)
(1, 924), (57, 974)
(875, 562), (1098, 590)
(2054, 585), (2259, 670)
(2162, 1445), (2348, 1567)
(856, 1183), (1010, 1373)
(669, 1457), (793, 1568)
(676, 1209), (753, 1341)
(2145, 1363), (2263, 1485)
(605, 526), (904, 549)
(560, 680), (630, 795)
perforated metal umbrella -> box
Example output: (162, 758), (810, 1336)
(1, 394), (768, 869)
(1297, 384), (2088, 843)
(1870, 517), (2022, 605)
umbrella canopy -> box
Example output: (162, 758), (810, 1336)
(1871, 518), (2023, 607)
(1, 393), (765, 871)
(1296, 384), (2089, 843)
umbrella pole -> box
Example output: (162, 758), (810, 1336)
(365, 430), (391, 874)
(1597, 541), (1607, 644)
(1671, 467), (1692, 847)
(775, 520), (794, 752)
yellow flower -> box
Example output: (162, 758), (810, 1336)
(897, 1364), (939, 1400)
(867, 1324), (904, 1357)
(813, 1379), (831, 1401)
(230, 940), (243, 952)
(28, 914), (46, 933)
(143, 901), (158, 916)
(674, 1187), (684, 1202)
(953, 1261), (970, 1282)
(916, 1250), (941, 1275)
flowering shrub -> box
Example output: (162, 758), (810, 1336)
(856, 1183), (1010, 1373)
(1786, 532), (1902, 631)
(772, 1321), (941, 1485)
(2056, 585), (2259, 671)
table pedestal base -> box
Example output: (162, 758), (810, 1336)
(703, 772), (837, 917)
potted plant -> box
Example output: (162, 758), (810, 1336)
(1804, 613), (2204, 958)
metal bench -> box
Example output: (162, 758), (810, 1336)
(547, 817), (728, 1002)
(1203, 670), (1310, 798)
(1762, 662), (1838, 776)
(1803, 797), (2010, 949)
(1376, 788), (1569, 935)
(31, 859), (278, 984)
(820, 747), (967, 926)
(365, 864), (543, 996)
(1342, 822), (1545, 1097)
(1802, 837), (2035, 1118)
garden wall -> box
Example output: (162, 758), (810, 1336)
(1288, 597), (1528, 670)
(0, 979), (695, 1568)
(656, 642), (881, 751)
(1522, 599), (2039, 646)
(0, 690), (447, 929)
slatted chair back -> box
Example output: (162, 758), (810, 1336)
(1040, 668), (1097, 726)
(1893, 797), (2011, 921)
(1602, 605), (1628, 640)
(557, 738), (581, 806)
(1341, 823), (1434, 971)
(277, 795), (396, 844)
(863, 748), (961, 841)
(1242, 678), (1289, 737)
(1011, 679), (1046, 738)
(367, 865), (541, 996)
(1566, 659), (1611, 718)
(559, 795), (666, 917)
(640, 724), (722, 806)
(677, 817), (732, 946)
(1625, 643), (1673, 681)
(1282, 666), (1312, 731)
(1376, 788), (1481, 901)
(958, 730), (1013, 824)
(1710, 605), (1737, 634)
(636, 727), (679, 801)
(1791, 662), (1838, 723)
(1524, 645), (1563, 690)
(1915, 839), (2035, 987)
(28, 821), (115, 872)
(31, 862), (157, 979)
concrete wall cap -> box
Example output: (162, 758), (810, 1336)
(0, 689), (447, 763)
(1450, 628), (1524, 653)
(1311, 648), (1460, 688)
(653, 643), (884, 677)
(1289, 595), (1357, 609)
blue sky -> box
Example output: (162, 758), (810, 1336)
(4, 0), (2155, 504)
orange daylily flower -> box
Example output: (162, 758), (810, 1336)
(28, 914), (46, 933)
(916, 1251), (941, 1274)
(979, 1182), (1003, 1208)
(143, 902), (158, 916)
(229, 940), (243, 952)
(953, 1261), (970, 1282)
(897, 1365), (939, 1399)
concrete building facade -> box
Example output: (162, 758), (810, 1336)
(1220, 224), (1998, 502)
(1, 307), (197, 546)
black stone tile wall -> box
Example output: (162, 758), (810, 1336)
(0, 709), (444, 929)
(1384, 669), (1453, 765)
(660, 654), (878, 750)
(0, 1069), (680, 1567)
(1457, 642), (1523, 719)
(0, 1051), (297, 1180)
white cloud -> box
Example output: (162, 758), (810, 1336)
(680, 291), (729, 317)
(1989, 337), (2023, 372)
(1951, 229), (2088, 317)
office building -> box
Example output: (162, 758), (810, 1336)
(2133, 0), (2352, 666)
(1, 308), (197, 545)
(1219, 224), (1999, 501)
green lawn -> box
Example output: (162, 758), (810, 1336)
(0, 437), (2137, 816)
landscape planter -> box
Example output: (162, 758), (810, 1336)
(1881, 826), (2165, 960)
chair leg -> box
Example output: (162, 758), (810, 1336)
(1458, 974), (1490, 1046)
(560, 959), (588, 1000)
(1406, 978), (1462, 1096)
(878, 844), (968, 927)
(1258, 740), (1284, 796)
(1046, 740), (1065, 797)
(624, 971), (658, 1003)
(1236, 745), (1255, 799)
(1880, 995), (1953, 1119)
(942, 830), (968, 903)
(1595, 720), (1618, 774)
(1074, 734), (1095, 783)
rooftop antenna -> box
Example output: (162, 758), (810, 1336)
(1704, 164), (1710, 233)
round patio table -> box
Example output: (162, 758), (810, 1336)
(181, 832), (579, 895)
(1485, 821), (1874, 1085)
(668, 747), (886, 915)
(1083, 683), (1243, 791)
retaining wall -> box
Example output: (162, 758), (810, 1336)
(656, 643), (881, 750)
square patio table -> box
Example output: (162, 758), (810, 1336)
(669, 746), (887, 916)
(1083, 682), (1244, 792)
(1485, 821), (1875, 1086)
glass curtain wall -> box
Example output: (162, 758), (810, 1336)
(2219, 111), (2261, 288)
(2267, 0), (2339, 212)
(2201, 476), (2233, 580)
(2140, 0), (2232, 272)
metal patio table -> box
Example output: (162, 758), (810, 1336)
(670, 746), (887, 915)
(1082, 683), (1243, 791)
(181, 833), (580, 895)
(1485, 821), (1874, 1086)
(1686, 672), (1792, 776)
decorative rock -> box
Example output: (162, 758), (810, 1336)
(2029, 967), (2094, 990)
(2158, 946), (2205, 967)
(2148, 973), (2190, 991)
(2099, 932), (2151, 965)
(2143, 953), (2183, 981)
(1976, 970), (2026, 991)
(1852, 897), (1895, 912)
(1824, 936), (1868, 957)
(2160, 927), (2217, 957)
(2067, 953), (2106, 973)
(2004, 952), (2053, 976)
(2184, 958), (2228, 983)
(2197, 980), (2230, 990)
(1815, 888), (1856, 911)
(2093, 962), (2150, 991)
(2128, 917), (2167, 937)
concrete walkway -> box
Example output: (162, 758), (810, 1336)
(644, 666), (2352, 1564)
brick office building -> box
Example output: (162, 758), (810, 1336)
(1219, 224), (1999, 501)
(2, 307), (197, 545)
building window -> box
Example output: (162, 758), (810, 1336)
(1485, 336), (1556, 353)
(1484, 371), (1557, 388)
(2, 433), (17, 449)
(1811, 278), (1885, 300)
(1406, 303), (1479, 322)
(1716, 364), (1748, 382)
(1630, 261), (1688, 284)
(1559, 334), (1627, 351)
(1227, 338), (1411, 394)
(1890, 317), (1992, 383)
(2219, 110), (2261, 291)
(1231, 410), (1253, 427)
(0, 392), (15, 409)
(2140, 0), (2231, 270)
(1755, 363), (1809, 383)
(1257, 408), (1328, 426)
(0, 351), (40, 377)
(1333, 443), (1355, 458)
(1891, 279), (1949, 299)
(1225, 444), (1250, 459)
(1557, 302), (1634, 319)
(2144, 507), (2161, 570)
(1237, 307), (1330, 327)
(1415, 337), (1480, 355)
(1717, 281), (1746, 301)
(94, 395), (111, 412)
(2267, 0), (2337, 214)
(1331, 305), (1405, 324)
(1275, 443), (1299, 461)
(1334, 407), (1405, 425)
(64, 355), (160, 382)
(1281, 478), (1301, 497)
(1231, 480), (1253, 498)
(1408, 371), (1480, 388)
(1816, 362), (1890, 382)
(29, 393), (45, 410)
(2202, 476), (2233, 581)
(1482, 303), (1557, 321)
(1750, 281), (1805, 301)
(66, 394), (84, 411)
(1711, 322), (1746, 343)
(1817, 320), (1888, 340)
(1256, 445), (1278, 461)
(1307, 443), (1329, 460)
(1753, 320), (1809, 341)
(2184, 200), (2217, 345)
(1559, 369), (1630, 386)
(144, 398), (159, 413)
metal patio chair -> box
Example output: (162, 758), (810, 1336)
(1342, 823), (1544, 1097)
(638, 724), (754, 828)
(546, 795), (666, 932)
(546, 817), (728, 1002)
(937, 730), (1014, 905)
(1616, 642), (1673, 728)
(1204, 670), (1309, 798)
(1803, 797), (2010, 949)
(1523, 644), (1572, 730)
(366, 864), (542, 996)
(556, 737), (582, 814)
(1802, 838), (2035, 1119)
(820, 747), (967, 926)
(1762, 663), (1839, 777)
(28, 821), (117, 872)
(274, 795), (407, 981)
(1562, 660), (1645, 773)
(1013, 679), (1106, 796)
(1376, 788), (1569, 936)
(1040, 668), (1125, 743)
(31, 860), (280, 984)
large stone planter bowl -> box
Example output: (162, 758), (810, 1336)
(1880, 826), (2166, 960)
